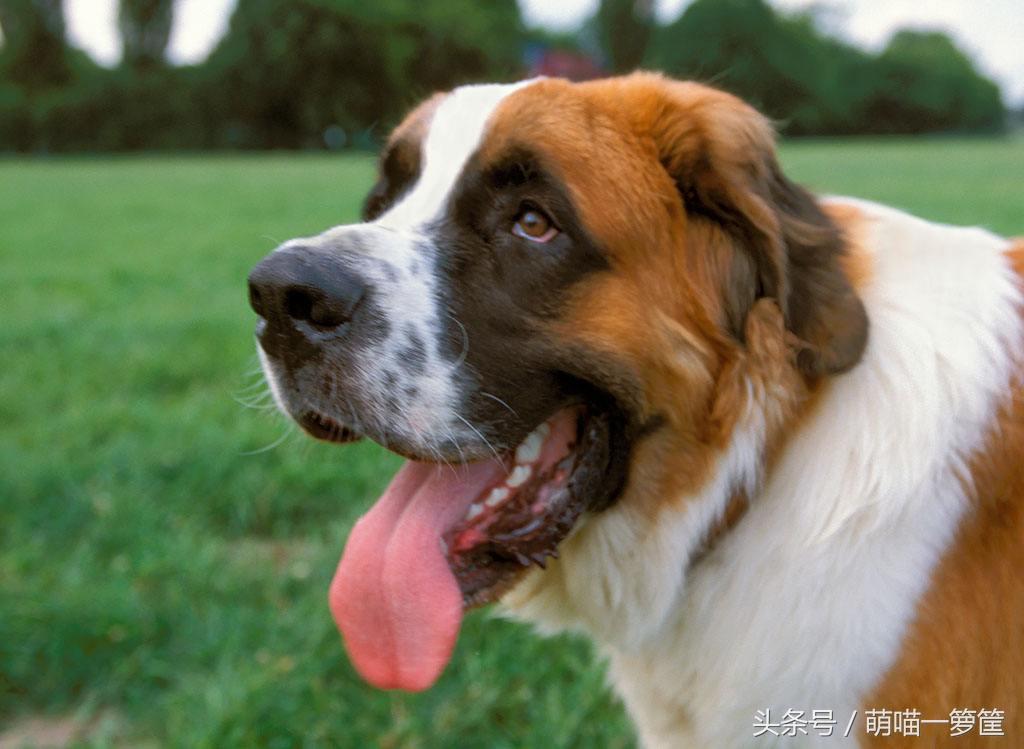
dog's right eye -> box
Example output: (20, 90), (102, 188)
(512, 208), (558, 244)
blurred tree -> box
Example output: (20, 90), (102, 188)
(0, 0), (1009, 151)
(595, 0), (653, 73)
(199, 0), (524, 148)
(118, 0), (175, 71)
(1012, 106), (1024, 131)
(648, 0), (833, 129)
(0, 0), (73, 91)
(647, 0), (1005, 135)
(862, 30), (1005, 133)
(308, 0), (523, 97)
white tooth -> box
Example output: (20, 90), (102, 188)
(466, 503), (484, 520)
(485, 487), (509, 507)
(515, 423), (548, 465)
(507, 465), (532, 488)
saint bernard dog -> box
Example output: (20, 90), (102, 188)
(248, 73), (1024, 747)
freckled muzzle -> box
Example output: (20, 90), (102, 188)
(247, 235), (417, 449)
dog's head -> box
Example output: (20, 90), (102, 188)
(248, 74), (867, 690)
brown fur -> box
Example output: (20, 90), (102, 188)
(481, 74), (866, 519)
(861, 241), (1024, 746)
(695, 208), (870, 553)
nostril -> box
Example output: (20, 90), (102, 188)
(310, 294), (361, 327)
(283, 286), (359, 328)
(284, 287), (315, 322)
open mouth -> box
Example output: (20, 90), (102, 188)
(326, 397), (628, 692)
(444, 406), (619, 605)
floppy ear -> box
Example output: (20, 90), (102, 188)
(639, 74), (868, 377)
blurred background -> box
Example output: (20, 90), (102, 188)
(1, 1), (1022, 748)
(0, 0), (1022, 150)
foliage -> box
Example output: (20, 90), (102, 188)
(0, 82), (33, 148)
(647, 0), (1005, 135)
(0, 0), (525, 151)
(594, 0), (654, 73)
(0, 0), (1010, 147)
(118, 0), (175, 72)
(31, 66), (207, 151)
(164, 0), (524, 149)
(860, 30), (1005, 134)
(0, 0), (73, 92)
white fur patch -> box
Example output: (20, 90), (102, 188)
(377, 80), (536, 233)
(504, 199), (1023, 748)
(260, 80), (538, 453)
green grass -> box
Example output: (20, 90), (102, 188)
(2, 139), (1022, 747)
(780, 136), (1024, 233)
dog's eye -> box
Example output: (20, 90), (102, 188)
(512, 208), (558, 243)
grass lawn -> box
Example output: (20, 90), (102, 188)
(2, 138), (1022, 748)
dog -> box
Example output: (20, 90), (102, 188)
(248, 73), (1024, 747)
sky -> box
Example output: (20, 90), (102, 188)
(30, 0), (1024, 105)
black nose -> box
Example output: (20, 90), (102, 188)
(248, 248), (366, 330)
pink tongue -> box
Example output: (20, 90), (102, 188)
(329, 457), (506, 691)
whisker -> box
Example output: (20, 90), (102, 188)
(232, 373), (279, 411)
(445, 310), (470, 368)
(429, 432), (457, 476)
(235, 379), (271, 394)
(440, 422), (468, 478)
(240, 421), (294, 455)
(384, 394), (457, 473)
(480, 391), (519, 420)
(454, 413), (503, 464)
(233, 394), (278, 412)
